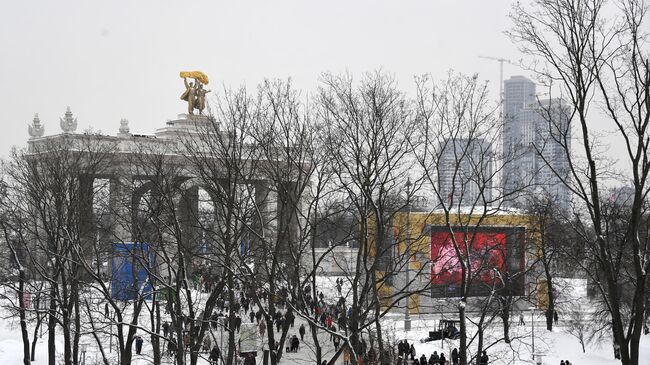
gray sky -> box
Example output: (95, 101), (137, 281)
(0, 0), (521, 148)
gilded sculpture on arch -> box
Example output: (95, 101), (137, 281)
(180, 71), (210, 115)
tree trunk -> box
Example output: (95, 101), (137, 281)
(48, 284), (57, 365)
(17, 268), (30, 365)
(73, 288), (80, 365)
(152, 295), (162, 365)
(62, 306), (72, 365)
(476, 326), (484, 365)
(629, 271), (646, 365)
(310, 322), (322, 364)
(501, 300), (511, 343)
(458, 303), (467, 365)
(31, 310), (42, 362)
(543, 249), (555, 332)
(370, 270), (388, 365)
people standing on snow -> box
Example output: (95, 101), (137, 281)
(428, 353), (436, 365)
(554, 310), (559, 325)
(431, 351), (439, 363)
(397, 340), (405, 357)
(410, 344), (416, 360)
(451, 348), (459, 365)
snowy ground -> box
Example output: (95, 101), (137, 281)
(1, 278), (649, 364)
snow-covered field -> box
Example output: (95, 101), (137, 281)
(1, 278), (649, 365)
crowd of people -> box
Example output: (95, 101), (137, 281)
(397, 341), (490, 365)
(145, 276), (510, 365)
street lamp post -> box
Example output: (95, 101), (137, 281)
(404, 178), (412, 332)
(529, 306), (536, 358)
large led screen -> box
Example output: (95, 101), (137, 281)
(428, 226), (525, 298)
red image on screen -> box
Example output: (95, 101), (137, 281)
(430, 231), (506, 285)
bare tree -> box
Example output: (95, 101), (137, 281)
(510, 1), (650, 364)
(524, 196), (571, 332)
(1, 134), (117, 365)
(317, 70), (421, 365)
(565, 302), (598, 353)
(413, 72), (530, 365)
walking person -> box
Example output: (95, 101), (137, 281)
(162, 321), (170, 338)
(209, 345), (220, 365)
(343, 347), (351, 365)
(167, 338), (177, 357)
(299, 323), (306, 341)
(259, 319), (266, 337)
(135, 335), (144, 355)
(480, 350), (489, 365)
(203, 336), (212, 352)
(554, 310), (559, 325)
(183, 331), (190, 349)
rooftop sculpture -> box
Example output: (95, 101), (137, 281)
(179, 71), (210, 116)
(60, 106), (78, 133)
(28, 113), (44, 138)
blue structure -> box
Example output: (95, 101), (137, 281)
(111, 242), (154, 301)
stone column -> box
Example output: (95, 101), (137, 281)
(252, 180), (276, 273)
(78, 175), (96, 250)
(276, 181), (300, 282)
(253, 181), (276, 239)
(178, 185), (200, 276)
(276, 181), (298, 255)
(109, 175), (133, 243)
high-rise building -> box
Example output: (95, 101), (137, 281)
(503, 76), (572, 211)
(438, 138), (493, 206)
(503, 76), (537, 171)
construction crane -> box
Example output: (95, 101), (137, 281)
(478, 55), (513, 106)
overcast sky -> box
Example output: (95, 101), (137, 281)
(0, 0), (526, 148)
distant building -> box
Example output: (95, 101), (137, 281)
(503, 76), (572, 211)
(438, 138), (493, 206)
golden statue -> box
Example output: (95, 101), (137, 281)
(180, 71), (211, 115)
